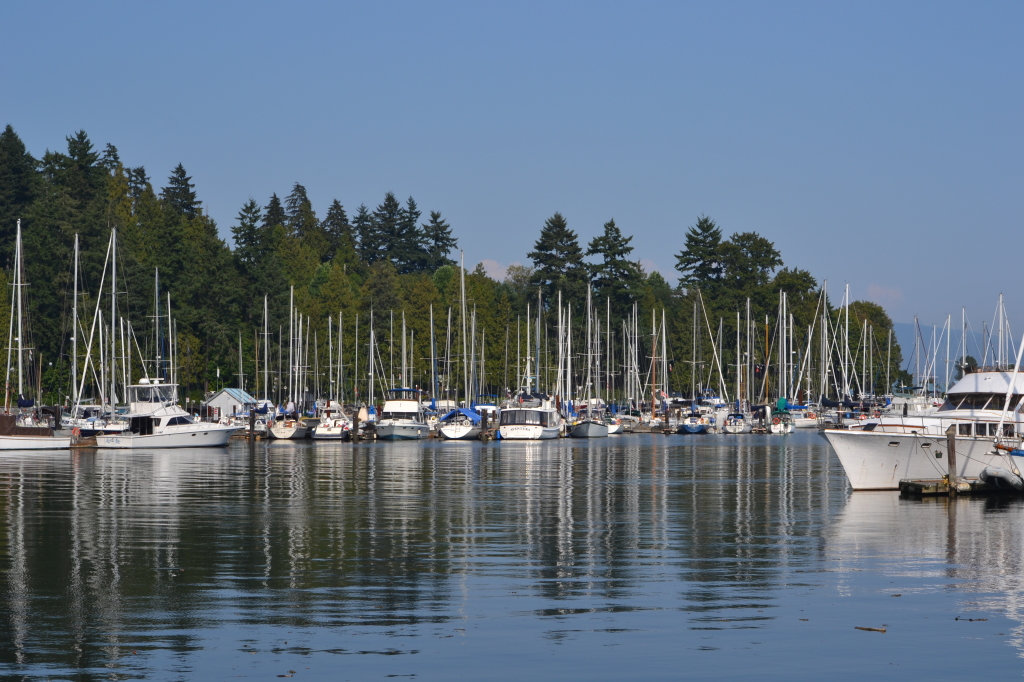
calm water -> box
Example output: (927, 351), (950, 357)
(2, 432), (1023, 680)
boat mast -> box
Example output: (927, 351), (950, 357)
(536, 289), (542, 395)
(430, 304), (437, 409)
(110, 228), (116, 410)
(460, 251), (468, 404)
(15, 220), (24, 399)
(288, 286), (294, 405)
(263, 295), (269, 401)
(72, 233), (79, 406)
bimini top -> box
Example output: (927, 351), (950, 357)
(389, 387), (422, 395)
(439, 408), (481, 424)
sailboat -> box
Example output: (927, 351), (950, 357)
(270, 286), (308, 439)
(570, 286), (608, 438)
(0, 221), (71, 451)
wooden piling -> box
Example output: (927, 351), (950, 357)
(946, 425), (958, 498)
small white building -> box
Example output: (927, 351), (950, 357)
(204, 388), (257, 418)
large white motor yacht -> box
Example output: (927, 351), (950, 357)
(825, 370), (1024, 490)
(376, 389), (428, 440)
(498, 393), (563, 440)
(95, 379), (237, 449)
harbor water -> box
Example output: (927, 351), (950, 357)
(2, 432), (1023, 680)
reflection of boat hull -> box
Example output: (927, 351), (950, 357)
(96, 427), (236, 449)
(440, 424), (480, 440)
(570, 420), (608, 438)
(825, 429), (1008, 490)
(377, 421), (427, 440)
(498, 424), (560, 440)
(0, 434), (72, 450)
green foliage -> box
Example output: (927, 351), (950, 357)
(587, 219), (643, 319)
(161, 164), (201, 219)
(528, 212), (586, 306)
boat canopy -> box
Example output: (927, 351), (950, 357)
(439, 408), (481, 424)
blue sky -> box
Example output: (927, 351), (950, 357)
(5, 1), (1022, 329)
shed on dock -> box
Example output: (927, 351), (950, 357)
(203, 388), (257, 419)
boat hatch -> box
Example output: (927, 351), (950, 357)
(888, 442), (900, 447)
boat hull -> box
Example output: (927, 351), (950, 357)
(311, 426), (349, 440)
(825, 429), (1008, 490)
(0, 435), (72, 450)
(269, 423), (308, 439)
(96, 426), (236, 449)
(677, 423), (709, 434)
(722, 423), (751, 434)
(439, 424), (480, 440)
(606, 423), (624, 435)
(498, 424), (561, 440)
(376, 422), (428, 440)
(570, 420), (608, 438)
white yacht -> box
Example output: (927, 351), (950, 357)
(825, 370), (1024, 490)
(498, 393), (563, 440)
(95, 379), (237, 448)
(376, 388), (428, 440)
(0, 412), (71, 450)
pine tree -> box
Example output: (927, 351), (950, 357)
(262, 193), (286, 230)
(232, 198), (263, 268)
(353, 203), (377, 262)
(367, 192), (402, 265)
(392, 196), (426, 273)
(586, 218), (642, 318)
(0, 125), (39, 265)
(322, 199), (358, 265)
(99, 143), (120, 173)
(527, 212), (587, 306)
(422, 210), (457, 270)
(674, 215), (723, 288)
(161, 164), (201, 219)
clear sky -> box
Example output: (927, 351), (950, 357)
(5, 1), (1022, 328)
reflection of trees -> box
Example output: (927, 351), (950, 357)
(0, 435), (844, 675)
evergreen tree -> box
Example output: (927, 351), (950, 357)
(262, 193), (286, 230)
(422, 210), (457, 270)
(392, 196), (427, 273)
(99, 143), (120, 173)
(366, 192), (402, 265)
(527, 212), (586, 306)
(322, 199), (358, 267)
(353, 203), (376, 262)
(232, 198), (263, 268)
(285, 182), (326, 259)
(674, 215), (723, 288)
(586, 218), (643, 318)
(0, 125), (39, 265)
(161, 164), (201, 219)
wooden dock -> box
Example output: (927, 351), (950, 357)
(899, 477), (998, 498)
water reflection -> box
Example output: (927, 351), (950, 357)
(0, 434), (1021, 679)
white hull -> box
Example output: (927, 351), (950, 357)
(722, 423), (752, 434)
(606, 423), (624, 435)
(269, 423), (308, 439)
(769, 422), (794, 434)
(569, 420), (609, 438)
(311, 427), (348, 440)
(792, 417), (818, 429)
(377, 422), (428, 440)
(825, 429), (1009, 490)
(0, 434), (72, 450)
(96, 426), (236, 449)
(499, 424), (561, 440)
(439, 424), (480, 440)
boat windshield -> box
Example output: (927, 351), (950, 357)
(130, 385), (174, 403)
(500, 409), (548, 426)
(382, 412), (421, 422)
(940, 393), (1023, 411)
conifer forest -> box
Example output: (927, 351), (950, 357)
(0, 126), (905, 407)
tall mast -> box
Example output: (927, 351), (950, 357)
(430, 304), (437, 409)
(110, 228), (117, 408)
(72, 233), (79, 405)
(263, 295), (269, 401)
(16, 220), (24, 398)
(401, 311), (407, 388)
(288, 286), (294, 404)
(536, 289), (542, 394)
(460, 251), (468, 404)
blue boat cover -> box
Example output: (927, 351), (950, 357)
(439, 408), (481, 424)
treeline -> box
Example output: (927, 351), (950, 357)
(0, 125), (904, 404)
